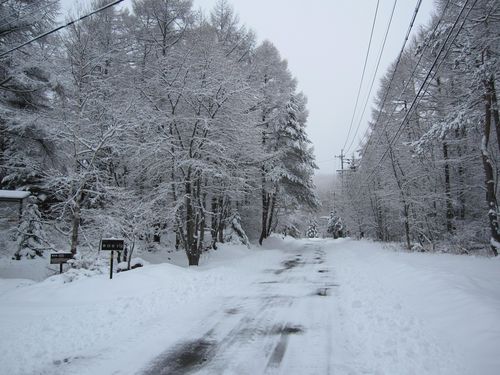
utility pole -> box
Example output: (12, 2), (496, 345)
(335, 149), (356, 173)
(335, 149), (346, 196)
(335, 149), (345, 172)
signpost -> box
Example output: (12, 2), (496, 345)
(50, 252), (73, 274)
(100, 239), (124, 279)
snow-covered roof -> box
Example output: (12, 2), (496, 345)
(0, 190), (30, 200)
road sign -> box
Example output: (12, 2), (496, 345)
(101, 239), (124, 251)
(50, 253), (73, 264)
(50, 252), (73, 274)
(101, 238), (125, 280)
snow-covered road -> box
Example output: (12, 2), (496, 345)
(142, 241), (340, 374)
(1, 237), (500, 375)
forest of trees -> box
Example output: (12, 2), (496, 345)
(336, 0), (500, 256)
(0, 0), (318, 265)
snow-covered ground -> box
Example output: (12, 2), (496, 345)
(1, 237), (499, 374)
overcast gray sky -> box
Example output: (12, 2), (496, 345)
(60, 0), (436, 175)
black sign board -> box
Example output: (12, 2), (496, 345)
(101, 239), (124, 251)
(50, 253), (73, 264)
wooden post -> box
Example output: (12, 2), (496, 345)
(110, 250), (114, 279)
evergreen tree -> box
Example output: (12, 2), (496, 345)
(306, 219), (318, 238)
(327, 211), (344, 239)
(224, 211), (250, 248)
(14, 197), (50, 259)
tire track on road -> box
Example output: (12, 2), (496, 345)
(140, 241), (339, 375)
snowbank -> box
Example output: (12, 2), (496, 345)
(328, 239), (500, 375)
(0, 243), (281, 375)
(0, 256), (54, 281)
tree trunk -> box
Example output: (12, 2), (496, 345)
(369, 188), (384, 241)
(185, 171), (199, 263)
(198, 215), (205, 251)
(402, 203), (411, 251)
(175, 231), (180, 250)
(443, 140), (454, 232)
(127, 239), (135, 271)
(487, 77), (500, 152)
(481, 87), (500, 256)
(266, 190), (277, 237)
(217, 196), (224, 243)
(187, 252), (200, 266)
(190, 196), (201, 264)
(455, 127), (467, 220)
(188, 213), (201, 266)
(176, 218), (188, 254)
(170, 155), (181, 250)
(270, 206), (280, 234)
(211, 196), (218, 249)
(259, 190), (269, 245)
(197, 178), (207, 252)
(436, 76), (454, 233)
(185, 184), (193, 250)
(122, 243), (127, 263)
(386, 132), (412, 250)
(69, 191), (82, 255)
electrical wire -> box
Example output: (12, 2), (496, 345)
(316, 157), (336, 165)
(0, 0), (59, 31)
(354, 0), (424, 159)
(344, 0), (401, 155)
(0, 0), (126, 58)
(359, 0), (479, 188)
(358, 0), (452, 163)
(341, 0), (381, 152)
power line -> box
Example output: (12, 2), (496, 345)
(384, 0), (478, 156)
(341, 0), (381, 151)
(316, 157), (336, 164)
(358, 0), (451, 162)
(359, 0), (479, 188)
(0, 0), (59, 31)
(0, 1), (41, 24)
(349, 0), (447, 158)
(0, 0), (126, 58)
(354, 0), (424, 160)
(344, 0), (401, 155)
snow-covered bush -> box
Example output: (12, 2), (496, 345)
(56, 266), (106, 283)
(117, 258), (146, 272)
(224, 211), (250, 248)
(282, 224), (301, 238)
(67, 251), (105, 271)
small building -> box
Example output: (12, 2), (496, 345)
(0, 190), (31, 230)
